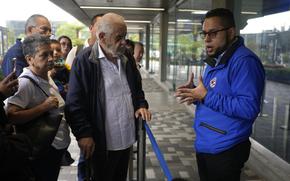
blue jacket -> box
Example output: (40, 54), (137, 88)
(65, 43), (148, 153)
(1, 39), (28, 77)
(194, 37), (265, 154)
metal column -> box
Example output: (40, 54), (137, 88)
(137, 118), (146, 181)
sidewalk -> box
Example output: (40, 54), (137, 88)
(58, 70), (263, 181)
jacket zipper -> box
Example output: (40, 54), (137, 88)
(200, 122), (227, 135)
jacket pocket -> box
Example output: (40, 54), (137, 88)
(199, 122), (227, 135)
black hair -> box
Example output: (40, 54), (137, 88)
(125, 39), (135, 55)
(91, 14), (105, 26)
(22, 34), (51, 56)
(50, 39), (60, 45)
(203, 8), (235, 28)
(58, 35), (72, 49)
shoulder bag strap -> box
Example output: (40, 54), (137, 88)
(20, 75), (49, 97)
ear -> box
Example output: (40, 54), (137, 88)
(89, 24), (93, 31)
(27, 26), (34, 35)
(98, 32), (106, 42)
(25, 55), (33, 65)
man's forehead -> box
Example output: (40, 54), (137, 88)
(203, 17), (223, 29)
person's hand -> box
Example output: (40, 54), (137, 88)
(176, 72), (195, 89)
(42, 96), (59, 110)
(135, 108), (151, 121)
(48, 68), (57, 78)
(78, 137), (95, 159)
(175, 76), (207, 105)
(0, 71), (18, 98)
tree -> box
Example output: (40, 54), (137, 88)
(55, 22), (87, 46)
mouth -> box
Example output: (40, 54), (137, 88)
(206, 46), (214, 54)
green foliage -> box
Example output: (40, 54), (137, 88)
(55, 23), (86, 46)
(128, 33), (139, 42)
(7, 30), (15, 46)
(72, 38), (84, 46)
(17, 33), (25, 39)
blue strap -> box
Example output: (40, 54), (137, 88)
(144, 122), (173, 181)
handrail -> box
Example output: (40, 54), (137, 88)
(144, 122), (173, 181)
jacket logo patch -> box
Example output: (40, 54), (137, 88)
(210, 77), (217, 88)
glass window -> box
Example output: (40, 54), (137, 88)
(241, 10), (290, 163)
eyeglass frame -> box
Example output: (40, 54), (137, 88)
(199, 27), (232, 39)
(31, 25), (53, 36)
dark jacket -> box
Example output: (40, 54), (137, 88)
(65, 43), (148, 153)
(1, 39), (28, 77)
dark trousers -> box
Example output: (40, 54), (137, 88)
(30, 146), (66, 181)
(196, 139), (251, 181)
(91, 147), (131, 181)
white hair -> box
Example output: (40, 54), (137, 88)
(96, 13), (126, 39)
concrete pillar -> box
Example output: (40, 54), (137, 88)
(159, 11), (169, 82)
(211, 0), (243, 33)
(145, 24), (150, 70)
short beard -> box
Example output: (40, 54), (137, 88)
(208, 36), (230, 58)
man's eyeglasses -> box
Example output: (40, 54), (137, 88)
(199, 27), (231, 39)
(32, 25), (53, 36)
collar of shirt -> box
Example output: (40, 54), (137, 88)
(97, 43), (106, 59)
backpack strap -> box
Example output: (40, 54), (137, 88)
(20, 75), (49, 97)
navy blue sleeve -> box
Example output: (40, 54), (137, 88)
(2, 48), (15, 77)
(2, 41), (27, 77)
(65, 53), (93, 140)
(204, 56), (265, 120)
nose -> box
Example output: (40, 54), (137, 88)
(203, 33), (210, 41)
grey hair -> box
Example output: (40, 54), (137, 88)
(22, 34), (51, 57)
(25, 14), (48, 34)
(96, 13), (126, 38)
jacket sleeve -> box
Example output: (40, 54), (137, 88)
(65, 53), (93, 140)
(125, 50), (149, 110)
(203, 55), (265, 120)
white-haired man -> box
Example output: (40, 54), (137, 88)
(65, 13), (151, 181)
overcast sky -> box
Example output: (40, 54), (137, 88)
(241, 10), (290, 34)
(0, 0), (79, 26)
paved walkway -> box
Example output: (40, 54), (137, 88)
(58, 71), (263, 181)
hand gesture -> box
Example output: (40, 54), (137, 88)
(0, 71), (18, 98)
(135, 108), (151, 122)
(176, 72), (195, 89)
(175, 76), (207, 105)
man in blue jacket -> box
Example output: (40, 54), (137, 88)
(1, 14), (52, 77)
(175, 8), (265, 181)
(65, 13), (151, 181)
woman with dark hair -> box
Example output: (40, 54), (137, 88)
(7, 34), (70, 181)
(58, 35), (72, 60)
